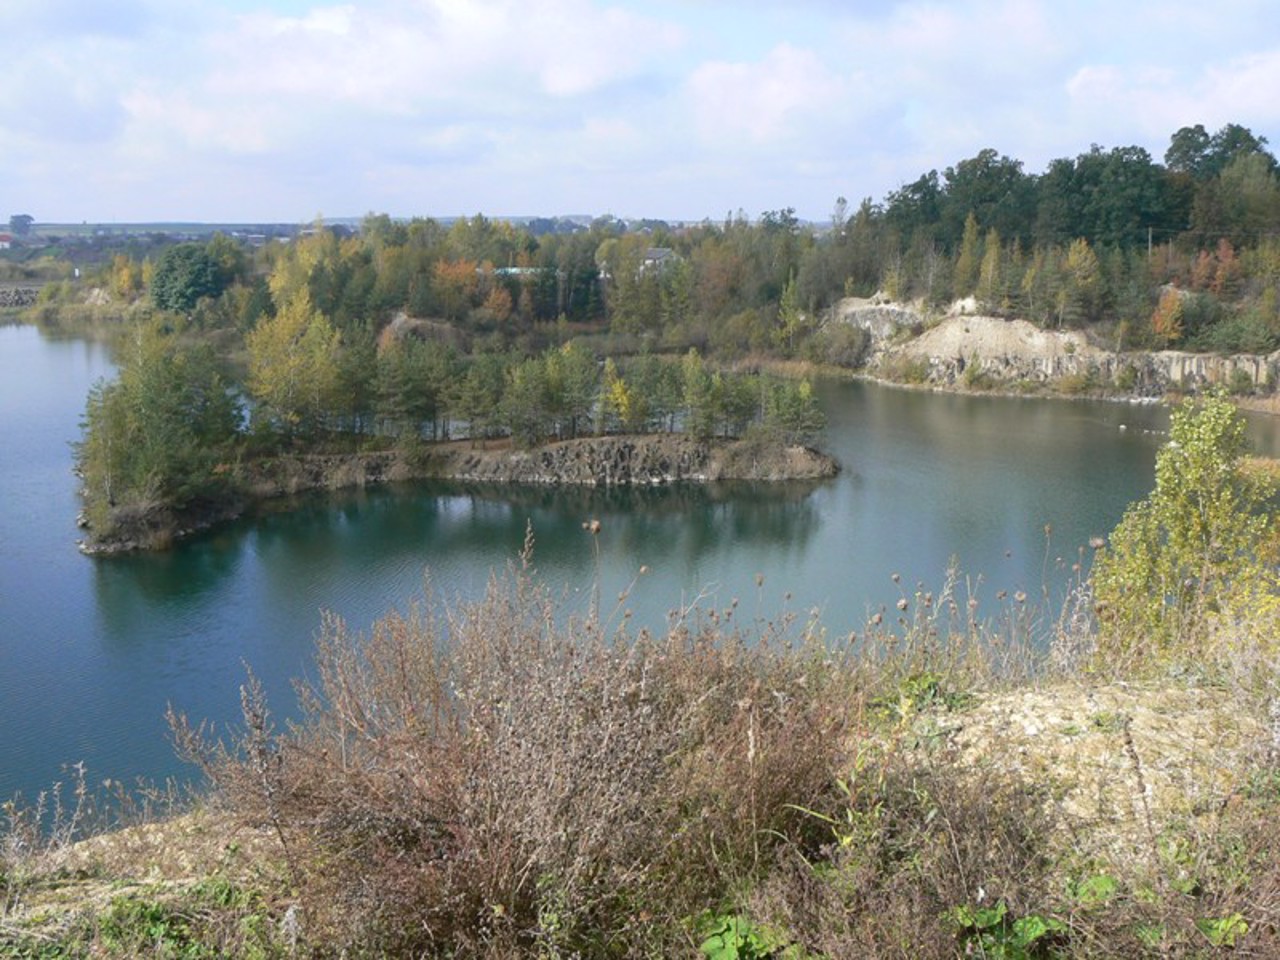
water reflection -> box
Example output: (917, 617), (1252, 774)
(94, 536), (242, 614)
(103, 479), (827, 612)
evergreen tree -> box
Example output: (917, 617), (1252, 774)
(151, 244), (222, 313)
(77, 320), (239, 530)
(952, 213), (982, 298)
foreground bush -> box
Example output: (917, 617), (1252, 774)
(170, 555), (867, 955)
(1091, 391), (1280, 676)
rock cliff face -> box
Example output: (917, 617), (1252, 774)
(0, 287), (38, 309)
(79, 436), (839, 554)
(432, 435), (838, 485)
(832, 298), (1279, 394)
(830, 297), (925, 341)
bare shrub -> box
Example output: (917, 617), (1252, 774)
(2, 763), (91, 915)
(171, 561), (860, 956)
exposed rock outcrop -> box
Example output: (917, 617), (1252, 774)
(79, 435), (839, 555)
(433, 435), (838, 485)
(829, 296), (925, 343)
(0, 287), (38, 308)
(893, 315), (1278, 393)
(827, 298), (1280, 395)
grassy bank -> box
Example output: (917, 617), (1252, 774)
(4, 555), (1279, 958)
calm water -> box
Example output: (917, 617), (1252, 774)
(4, 323), (1275, 803)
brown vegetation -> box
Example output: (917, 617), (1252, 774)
(6, 542), (1279, 956)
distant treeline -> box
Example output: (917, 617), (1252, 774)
(23, 123), (1280, 363)
(21, 121), (1280, 361)
(32, 119), (1280, 533)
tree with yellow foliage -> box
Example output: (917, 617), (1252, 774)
(434, 259), (479, 322)
(109, 254), (144, 302)
(601, 358), (644, 434)
(1092, 392), (1280, 664)
(246, 289), (342, 438)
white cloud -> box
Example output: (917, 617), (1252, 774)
(204, 0), (681, 110)
(1065, 48), (1280, 147)
(687, 44), (859, 147)
(3, 0), (1279, 222)
(1196, 50), (1280, 127)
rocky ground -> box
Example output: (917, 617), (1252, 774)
(941, 680), (1272, 866)
(900, 314), (1099, 369)
(0, 287), (38, 309)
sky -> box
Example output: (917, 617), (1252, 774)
(2, 0), (1278, 225)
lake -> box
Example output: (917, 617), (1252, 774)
(4, 323), (1272, 804)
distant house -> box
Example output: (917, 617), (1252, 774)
(640, 247), (679, 273)
(598, 246), (684, 283)
(0, 234), (11, 250)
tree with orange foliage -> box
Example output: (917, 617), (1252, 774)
(1151, 287), (1184, 346)
(1190, 249), (1216, 291)
(1212, 238), (1239, 296)
(433, 258), (479, 322)
(481, 285), (514, 324)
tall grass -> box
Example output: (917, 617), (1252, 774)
(7, 540), (1280, 956)
(148, 541), (1111, 956)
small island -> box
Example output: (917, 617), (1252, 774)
(44, 117), (1280, 553)
(74, 309), (837, 555)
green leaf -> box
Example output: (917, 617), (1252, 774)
(1072, 873), (1118, 907)
(1196, 912), (1248, 948)
(949, 899), (1007, 931)
(1010, 913), (1066, 946)
(698, 914), (778, 960)
(1135, 923), (1166, 948)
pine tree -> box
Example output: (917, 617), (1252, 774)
(952, 212), (982, 298)
(976, 228), (1003, 311)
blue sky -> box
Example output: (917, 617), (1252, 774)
(2, 0), (1277, 223)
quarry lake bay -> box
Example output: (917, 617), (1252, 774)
(8, 321), (1280, 803)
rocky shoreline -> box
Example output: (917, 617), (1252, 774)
(0, 287), (38, 309)
(77, 434), (840, 556)
(429, 434), (837, 486)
